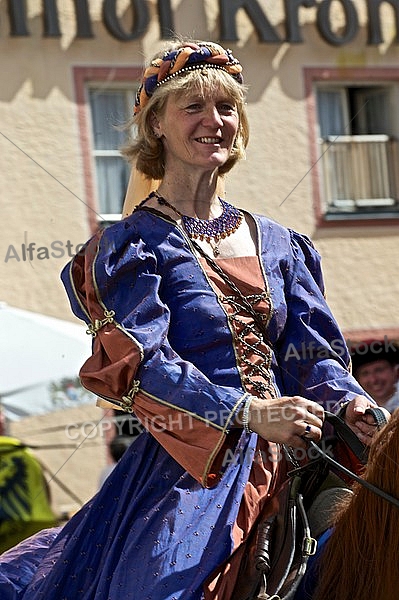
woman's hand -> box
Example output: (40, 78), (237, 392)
(247, 395), (324, 449)
(343, 395), (390, 445)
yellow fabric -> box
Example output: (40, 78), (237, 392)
(122, 167), (159, 217)
(0, 437), (56, 553)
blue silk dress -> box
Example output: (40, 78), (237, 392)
(0, 207), (368, 599)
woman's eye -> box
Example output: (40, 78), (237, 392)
(185, 103), (202, 112)
(219, 104), (236, 113)
(183, 102), (236, 113)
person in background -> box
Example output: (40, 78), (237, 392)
(0, 39), (380, 599)
(98, 434), (135, 488)
(351, 340), (399, 412)
(98, 410), (143, 488)
(0, 436), (56, 554)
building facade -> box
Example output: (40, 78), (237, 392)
(1, 0), (398, 341)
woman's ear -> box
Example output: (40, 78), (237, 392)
(150, 111), (162, 138)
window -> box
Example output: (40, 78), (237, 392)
(88, 87), (136, 224)
(316, 84), (399, 219)
(74, 67), (142, 232)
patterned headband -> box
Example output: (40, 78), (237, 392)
(134, 42), (243, 116)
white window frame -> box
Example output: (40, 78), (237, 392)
(315, 82), (399, 219)
(87, 84), (137, 224)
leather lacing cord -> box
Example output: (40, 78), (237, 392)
(191, 240), (273, 350)
(190, 239), (277, 399)
(220, 292), (275, 398)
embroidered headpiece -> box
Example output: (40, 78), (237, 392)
(134, 42), (243, 115)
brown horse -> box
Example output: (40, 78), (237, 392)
(312, 408), (399, 600)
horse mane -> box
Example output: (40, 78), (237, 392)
(313, 408), (399, 600)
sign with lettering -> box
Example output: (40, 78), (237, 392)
(6, 0), (399, 46)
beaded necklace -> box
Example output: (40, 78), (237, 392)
(150, 190), (243, 257)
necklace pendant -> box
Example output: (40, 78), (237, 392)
(213, 245), (220, 257)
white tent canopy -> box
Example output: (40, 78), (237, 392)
(0, 302), (94, 420)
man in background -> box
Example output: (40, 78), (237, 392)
(351, 340), (399, 413)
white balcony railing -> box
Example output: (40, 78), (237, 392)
(320, 135), (399, 214)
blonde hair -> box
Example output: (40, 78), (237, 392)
(121, 43), (249, 180)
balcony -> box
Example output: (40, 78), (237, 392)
(320, 135), (399, 219)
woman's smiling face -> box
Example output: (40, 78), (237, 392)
(154, 87), (239, 176)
